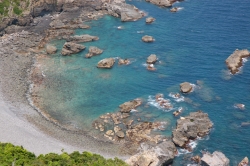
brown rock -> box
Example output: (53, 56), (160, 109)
(65, 34), (99, 43)
(61, 42), (85, 56)
(146, 17), (155, 24)
(191, 155), (201, 163)
(201, 151), (230, 166)
(85, 46), (103, 58)
(119, 99), (142, 113)
(142, 35), (155, 42)
(116, 131), (125, 138)
(46, 45), (57, 54)
(147, 54), (157, 64)
(118, 58), (130, 65)
(97, 58), (115, 69)
(170, 7), (178, 12)
(238, 157), (249, 166)
(180, 82), (193, 93)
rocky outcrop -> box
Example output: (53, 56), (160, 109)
(180, 82), (193, 93)
(146, 17), (155, 24)
(147, 54), (157, 64)
(49, 19), (90, 29)
(238, 157), (249, 166)
(225, 49), (250, 74)
(142, 35), (155, 42)
(170, 7), (178, 12)
(46, 44), (57, 54)
(118, 58), (130, 65)
(172, 111), (213, 148)
(97, 58), (115, 68)
(61, 42), (85, 56)
(119, 99), (142, 113)
(126, 141), (177, 166)
(103, 0), (144, 21)
(201, 151), (230, 166)
(64, 34), (99, 43)
(145, 0), (173, 7)
(85, 46), (103, 58)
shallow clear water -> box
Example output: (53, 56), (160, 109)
(36, 0), (250, 164)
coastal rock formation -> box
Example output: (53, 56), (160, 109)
(46, 44), (57, 54)
(147, 54), (157, 64)
(97, 58), (115, 69)
(64, 34), (99, 43)
(145, 0), (172, 7)
(103, 0), (143, 21)
(146, 17), (155, 24)
(225, 49), (250, 74)
(170, 7), (178, 12)
(85, 46), (103, 58)
(238, 157), (249, 166)
(61, 42), (85, 56)
(142, 35), (155, 42)
(49, 19), (90, 30)
(172, 111), (213, 148)
(201, 151), (230, 166)
(126, 141), (176, 166)
(118, 58), (130, 65)
(180, 82), (193, 93)
(119, 99), (142, 113)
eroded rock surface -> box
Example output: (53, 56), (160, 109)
(85, 46), (103, 58)
(119, 99), (142, 113)
(61, 42), (85, 56)
(147, 54), (157, 64)
(145, 0), (173, 7)
(180, 82), (193, 93)
(46, 44), (57, 54)
(238, 157), (249, 166)
(225, 49), (250, 74)
(142, 35), (155, 42)
(64, 34), (99, 43)
(146, 17), (155, 24)
(97, 58), (115, 68)
(201, 151), (230, 166)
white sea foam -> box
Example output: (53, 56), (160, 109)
(147, 95), (175, 112)
(169, 92), (185, 102)
(137, 31), (144, 34)
(142, 63), (148, 67)
(130, 109), (138, 112)
(243, 57), (248, 63)
(177, 7), (184, 11)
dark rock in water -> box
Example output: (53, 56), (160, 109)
(201, 151), (229, 166)
(119, 99), (142, 113)
(46, 44), (57, 54)
(180, 82), (193, 93)
(225, 49), (250, 74)
(142, 35), (155, 42)
(126, 141), (177, 166)
(146, 17), (155, 24)
(147, 54), (157, 64)
(238, 157), (249, 166)
(97, 58), (115, 69)
(64, 34), (99, 43)
(85, 46), (103, 58)
(61, 42), (85, 56)
(172, 111), (213, 148)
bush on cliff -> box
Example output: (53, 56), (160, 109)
(0, 142), (127, 166)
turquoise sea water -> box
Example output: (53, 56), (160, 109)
(36, 0), (250, 165)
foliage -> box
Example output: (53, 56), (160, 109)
(0, 0), (24, 16)
(0, 142), (128, 166)
(13, 5), (22, 15)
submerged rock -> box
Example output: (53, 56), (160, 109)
(146, 17), (155, 24)
(172, 111), (213, 148)
(147, 54), (157, 64)
(85, 46), (103, 58)
(238, 157), (249, 166)
(97, 58), (115, 69)
(64, 34), (99, 43)
(201, 151), (230, 166)
(46, 44), (57, 54)
(61, 42), (85, 56)
(180, 82), (193, 93)
(119, 99), (142, 113)
(225, 49), (250, 74)
(142, 35), (155, 42)
(170, 7), (178, 12)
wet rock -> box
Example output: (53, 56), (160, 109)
(142, 35), (155, 42)
(238, 157), (249, 166)
(147, 64), (156, 71)
(180, 82), (193, 93)
(114, 126), (122, 133)
(147, 54), (157, 64)
(85, 46), (103, 58)
(110, 112), (122, 125)
(118, 58), (130, 65)
(201, 151), (229, 166)
(116, 131), (125, 138)
(172, 111), (213, 148)
(61, 42), (85, 56)
(97, 58), (115, 69)
(64, 34), (99, 43)
(46, 44), (57, 54)
(146, 17), (155, 24)
(170, 7), (178, 12)
(126, 141), (177, 166)
(234, 103), (245, 110)
(225, 49), (250, 74)
(191, 155), (201, 163)
(119, 99), (142, 113)
(173, 110), (181, 116)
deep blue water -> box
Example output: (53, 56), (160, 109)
(37, 0), (250, 165)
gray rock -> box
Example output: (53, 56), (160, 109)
(238, 157), (249, 166)
(201, 151), (229, 166)
(142, 35), (155, 42)
(97, 58), (115, 69)
(65, 34), (99, 43)
(61, 42), (85, 56)
(119, 99), (142, 113)
(145, 0), (173, 7)
(85, 46), (103, 58)
(46, 45), (57, 54)
(180, 82), (193, 93)
(147, 54), (157, 64)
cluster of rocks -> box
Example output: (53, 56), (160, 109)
(146, 54), (157, 70)
(85, 46), (103, 58)
(61, 42), (86, 56)
(225, 49), (250, 74)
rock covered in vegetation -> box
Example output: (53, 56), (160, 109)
(119, 99), (142, 113)
(147, 54), (157, 64)
(61, 42), (85, 56)
(46, 44), (57, 54)
(201, 151), (230, 166)
(85, 46), (103, 58)
(172, 111), (213, 147)
(97, 58), (115, 68)
(225, 49), (250, 74)
(142, 35), (155, 42)
(180, 82), (193, 93)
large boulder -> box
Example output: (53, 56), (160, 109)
(180, 82), (193, 93)
(201, 151), (230, 166)
(46, 45), (57, 54)
(97, 58), (115, 69)
(142, 35), (155, 42)
(147, 54), (157, 64)
(146, 17), (155, 24)
(145, 0), (173, 7)
(61, 42), (85, 56)
(172, 111), (213, 147)
(225, 49), (250, 74)
(64, 34), (99, 43)
(119, 99), (142, 113)
(238, 157), (249, 166)
(85, 46), (103, 58)
(126, 141), (177, 166)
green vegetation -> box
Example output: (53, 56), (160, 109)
(0, 143), (128, 166)
(13, 5), (22, 15)
(0, 0), (24, 16)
